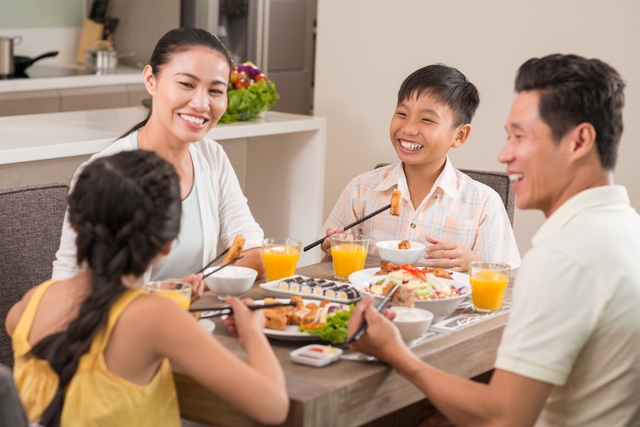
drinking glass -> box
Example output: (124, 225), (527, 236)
(144, 280), (191, 310)
(469, 261), (510, 313)
(262, 238), (302, 281)
(330, 233), (369, 280)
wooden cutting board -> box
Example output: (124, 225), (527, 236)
(76, 18), (105, 64)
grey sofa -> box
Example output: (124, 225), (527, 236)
(0, 182), (69, 368)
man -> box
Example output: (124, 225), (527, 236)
(347, 54), (640, 426)
(320, 64), (521, 271)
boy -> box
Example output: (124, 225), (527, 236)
(321, 64), (521, 271)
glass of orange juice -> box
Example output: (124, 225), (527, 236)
(330, 233), (369, 280)
(144, 281), (191, 310)
(262, 238), (302, 281)
(469, 261), (510, 313)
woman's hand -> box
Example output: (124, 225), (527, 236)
(175, 272), (206, 303)
(423, 235), (479, 272)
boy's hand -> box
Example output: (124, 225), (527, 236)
(320, 227), (344, 258)
(423, 235), (480, 272)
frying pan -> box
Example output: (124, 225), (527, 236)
(13, 51), (59, 75)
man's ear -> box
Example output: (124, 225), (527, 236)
(568, 122), (597, 161)
(451, 124), (472, 149)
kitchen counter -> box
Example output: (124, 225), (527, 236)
(0, 64), (143, 94)
(0, 107), (327, 265)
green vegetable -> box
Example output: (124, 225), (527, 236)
(299, 305), (353, 345)
(219, 80), (279, 124)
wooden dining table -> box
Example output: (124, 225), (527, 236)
(175, 258), (512, 427)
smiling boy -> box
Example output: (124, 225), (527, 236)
(321, 64), (521, 271)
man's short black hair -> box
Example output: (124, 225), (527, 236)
(515, 54), (625, 170)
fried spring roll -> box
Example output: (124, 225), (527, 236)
(390, 189), (402, 216)
(223, 234), (246, 263)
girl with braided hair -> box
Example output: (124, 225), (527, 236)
(6, 150), (289, 426)
(52, 27), (266, 288)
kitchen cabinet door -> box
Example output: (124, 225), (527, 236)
(59, 86), (128, 112)
(0, 90), (59, 117)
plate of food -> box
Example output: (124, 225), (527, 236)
(349, 262), (470, 322)
(260, 296), (352, 343)
(259, 275), (361, 304)
(348, 261), (470, 287)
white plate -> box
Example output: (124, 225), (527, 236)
(198, 319), (215, 334)
(260, 298), (350, 342)
(259, 275), (361, 304)
(348, 267), (469, 287)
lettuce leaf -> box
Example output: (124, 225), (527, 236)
(299, 305), (353, 345)
(219, 80), (280, 124)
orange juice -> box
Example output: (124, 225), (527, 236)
(331, 243), (368, 279)
(155, 290), (191, 310)
(262, 245), (300, 281)
(470, 271), (509, 311)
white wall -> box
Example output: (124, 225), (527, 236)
(314, 0), (640, 255)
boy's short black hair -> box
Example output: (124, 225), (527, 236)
(397, 64), (480, 127)
(515, 54), (625, 170)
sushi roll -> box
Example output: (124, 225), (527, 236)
(278, 278), (297, 291)
(300, 284), (313, 295)
(337, 287), (359, 300)
(323, 283), (342, 299)
(312, 281), (336, 296)
(289, 282), (301, 293)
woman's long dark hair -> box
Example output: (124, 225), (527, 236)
(121, 27), (232, 139)
(29, 150), (181, 426)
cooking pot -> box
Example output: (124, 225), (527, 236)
(84, 48), (133, 71)
(0, 36), (22, 77)
(13, 51), (59, 76)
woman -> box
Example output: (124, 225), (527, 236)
(52, 27), (265, 286)
(6, 150), (288, 426)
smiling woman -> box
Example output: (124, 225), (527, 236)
(52, 27), (267, 285)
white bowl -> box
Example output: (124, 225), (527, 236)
(390, 306), (434, 342)
(355, 278), (470, 323)
(376, 240), (425, 265)
(204, 266), (257, 299)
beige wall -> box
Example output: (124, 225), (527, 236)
(314, 0), (640, 255)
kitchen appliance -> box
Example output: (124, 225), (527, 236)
(0, 36), (22, 77)
(13, 51), (59, 76)
(84, 48), (133, 70)
(181, 0), (317, 115)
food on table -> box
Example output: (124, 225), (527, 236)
(262, 296), (347, 329)
(390, 189), (402, 216)
(397, 240), (411, 250)
(277, 276), (360, 300)
(262, 297), (352, 344)
(366, 264), (467, 307)
(376, 260), (453, 279)
(223, 234), (245, 263)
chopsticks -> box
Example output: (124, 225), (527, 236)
(303, 203), (391, 252)
(197, 247), (230, 274)
(191, 302), (297, 318)
(202, 256), (244, 279)
(346, 281), (401, 344)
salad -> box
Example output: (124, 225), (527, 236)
(299, 304), (353, 345)
(368, 264), (467, 300)
(219, 61), (279, 124)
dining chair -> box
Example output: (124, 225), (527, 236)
(0, 182), (69, 368)
(0, 363), (28, 426)
(374, 163), (515, 225)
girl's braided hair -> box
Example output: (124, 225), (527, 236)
(30, 149), (181, 426)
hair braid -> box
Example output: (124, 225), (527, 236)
(29, 150), (181, 426)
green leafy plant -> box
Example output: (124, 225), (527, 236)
(220, 79), (279, 124)
(299, 305), (353, 345)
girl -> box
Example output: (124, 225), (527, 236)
(6, 150), (288, 426)
(52, 27), (265, 284)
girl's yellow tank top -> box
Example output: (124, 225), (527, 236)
(12, 280), (181, 426)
